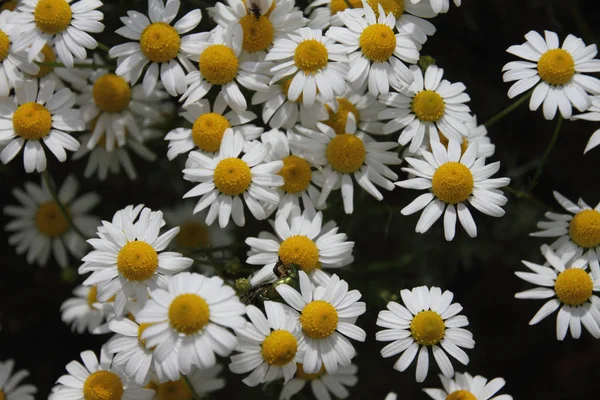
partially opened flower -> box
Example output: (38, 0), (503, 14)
(0, 359), (37, 400)
(423, 372), (513, 400)
(279, 363), (358, 400)
(60, 285), (112, 335)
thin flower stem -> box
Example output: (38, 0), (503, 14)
(484, 89), (533, 128)
(96, 42), (111, 53)
(529, 115), (563, 193)
(503, 186), (553, 210)
(183, 375), (202, 400)
(191, 243), (244, 254)
(35, 61), (100, 69)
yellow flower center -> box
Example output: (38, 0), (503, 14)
(35, 201), (69, 237)
(370, 0), (405, 18)
(300, 300), (338, 339)
(295, 363), (327, 380)
(137, 323), (154, 350)
(176, 221), (211, 248)
(34, 45), (57, 78)
(199, 44), (239, 86)
(280, 76), (304, 103)
(437, 131), (469, 155)
(139, 22), (180, 63)
(431, 162), (474, 204)
(152, 378), (193, 400)
(168, 293), (210, 335)
(360, 23), (397, 63)
(537, 48), (575, 86)
(239, 14), (274, 53)
(278, 155), (312, 194)
(412, 90), (445, 122)
(87, 286), (98, 308)
(92, 74), (132, 113)
(34, 0), (72, 35)
(329, 0), (362, 14)
(191, 113), (231, 153)
(213, 157), (252, 196)
(569, 209), (600, 248)
(294, 39), (329, 74)
(326, 134), (366, 174)
(82, 371), (124, 400)
(0, 0), (18, 12)
(278, 235), (320, 273)
(446, 390), (477, 400)
(0, 30), (10, 62)
(410, 310), (445, 346)
(13, 102), (53, 140)
(116, 241), (159, 282)
(261, 329), (298, 366)
(554, 268), (593, 306)
(0, 389), (5, 400)
(324, 98), (360, 135)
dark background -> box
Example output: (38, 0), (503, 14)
(1, 0), (600, 398)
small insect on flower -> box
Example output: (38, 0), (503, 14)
(248, 2), (262, 19)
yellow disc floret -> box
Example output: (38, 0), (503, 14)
(537, 48), (575, 86)
(176, 221), (211, 248)
(13, 102), (53, 140)
(191, 113), (231, 153)
(329, 0), (362, 14)
(0, 30), (10, 62)
(35, 201), (69, 237)
(326, 134), (366, 174)
(431, 162), (474, 204)
(153, 378), (193, 400)
(0, 389), (5, 400)
(87, 286), (98, 308)
(199, 44), (239, 85)
(437, 131), (469, 155)
(410, 310), (445, 346)
(82, 370), (124, 400)
(360, 24), (397, 63)
(569, 209), (600, 248)
(300, 300), (338, 339)
(0, 0), (18, 12)
(140, 22), (181, 63)
(239, 14), (274, 53)
(92, 74), (132, 113)
(213, 158), (252, 196)
(261, 329), (298, 366)
(446, 390), (477, 400)
(278, 235), (320, 273)
(324, 98), (360, 135)
(168, 293), (210, 335)
(117, 241), (159, 282)
(369, 0), (405, 18)
(278, 155), (312, 194)
(554, 268), (593, 306)
(34, 0), (72, 35)
(294, 39), (329, 74)
(34, 45), (57, 78)
(137, 323), (154, 349)
(412, 90), (445, 122)
(295, 363), (327, 380)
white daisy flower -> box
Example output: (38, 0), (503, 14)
(276, 271), (367, 374)
(179, 25), (270, 112)
(410, 0), (461, 14)
(11, 0), (104, 68)
(379, 64), (472, 153)
(430, 114), (495, 160)
(79, 205), (193, 317)
(182, 129), (284, 228)
(146, 365), (225, 399)
(0, 79), (82, 173)
(165, 94), (262, 160)
(515, 244), (600, 340)
(293, 114), (401, 214)
(279, 363), (358, 400)
(4, 175), (99, 267)
(110, 0), (204, 97)
(502, 30), (600, 120)
(0, 359), (37, 400)
(265, 27), (348, 107)
(326, 1), (418, 96)
(376, 286), (475, 382)
(396, 139), (510, 241)
(571, 95), (600, 153)
(52, 345), (153, 400)
(136, 272), (246, 374)
(385, 392), (398, 400)
(423, 372), (513, 400)
(60, 285), (112, 334)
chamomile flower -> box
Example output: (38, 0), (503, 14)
(276, 271), (367, 374)
(165, 94), (262, 160)
(279, 363), (358, 400)
(376, 286), (475, 382)
(182, 130), (284, 228)
(431, 115), (495, 160)
(411, 0), (461, 14)
(265, 27), (348, 107)
(326, 1), (418, 96)
(396, 140), (510, 241)
(515, 244), (600, 340)
(11, 0), (104, 68)
(423, 372), (513, 400)
(571, 95), (600, 154)
(79, 206), (193, 317)
(503, 30), (600, 120)
(60, 285), (112, 334)
(136, 272), (246, 374)
(379, 65), (471, 152)
(0, 359), (37, 400)
(4, 175), (99, 267)
(110, 0), (204, 97)
(0, 79), (83, 173)
(146, 365), (225, 399)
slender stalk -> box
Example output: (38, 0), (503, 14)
(484, 90), (533, 128)
(96, 42), (111, 53)
(183, 375), (202, 400)
(529, 115), (563, 192)
(503, 186), (552, 210)
(191, 243), (243, 254)
(35, 61), (100, 69)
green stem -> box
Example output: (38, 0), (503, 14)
(35, 61), (100, 69)
(96, 42), (111, 53)
(183, 375), (202, 400)
(529, 115), (563, 192)
(191, 244), (243, 254)
(503, 186), (551, 210)
(484, 90), (533, 128)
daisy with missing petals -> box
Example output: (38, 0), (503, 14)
(11, 0), (104, 68)
(276, 271), (367, 374)
(379, 65), (471, 153)
(571, 95), (600, 154)
(503, 30), (600, 120)
(146, 365), (225, 399)
(326, 1), (418, 96)
(376, 286), (475, 382)
(396, 140), (510, 241)
(432, 114), (495, 161)
(423, 372), (513, 400)
(266, 27), (348, 107)
(4, 175), (100, 267)
(280, 363), (358, 400)
(0, 79), (83, 173)
(136, 272), (246, 375)
(60, 285), (112, 334)
(182, 130), (283, 228)
(110, 0), (204, 97)
(0, 359), (37, 400)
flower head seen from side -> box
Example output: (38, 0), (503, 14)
(571, 95), (600, 154)
(60, 285), (113, 334)
(279, 363), (358, 400)
(276, 271), (367, 374)
(396, 139), (510, 241)
(376, 286), (475, 382)
(423, 372), (513, 400)
(0, 359), (37, 400)
(515, 244), (600, 340)
(146, 365), (225, 400)
(503, 30), (600, 120)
